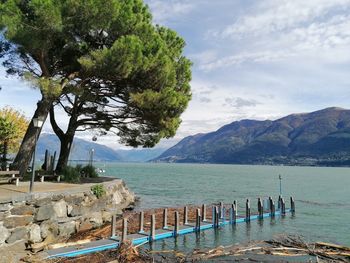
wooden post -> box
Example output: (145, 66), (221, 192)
(212, 206), (215, 225)
(195, 208), (201, 231)
(202, 204), (207, 221)
(163, 208), (168, 229)
(150, 214), (156, 241)
(281, 198), (286, 215)
(122, 218), (128, 242)
(139, 211), (144, 233)
(111, 214), (116, 237)
(215, 206), (219, 228)
(183, 206), (188, 225)
(278, 195), (282, 210)
(245, 199), (251, 222)
(232, 203), (237, 224)
(290, 196), (295, 214)
(222, 207), (226, 222)
(219, 202), (224, 219)
(271, 200), (275, 217)
(269, 197), (273, 216)
(174, 211), (179, 237)
(233, 200), (238, 218)
(258, 198), (263, 219)
(229, 206), (233, 224)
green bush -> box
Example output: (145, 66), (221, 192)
(62, 166), (81, 183)
(81, 165), (98, 178)
(91, 184), (106, 198)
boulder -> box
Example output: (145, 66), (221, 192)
(58, 221), (76, 238)
(29, 224), (42, 243)
(33, 197), (52, 207)
(3, 216), (33, 228)
(10, 206), (35, 216)
(69, 205), (83, 217)
(6, 227), (28, 243)
(40, 220), (59, 239)
(0, 203), (12, 212)
(36, 204), (55, 221)
(64, 194), (84, 205)
(89, 212), (103, 227)
(67, 204), (73, 216)
(102, 211), (112, 223)
(77, 220), (93, 233)
(0, 224), (10, 244)
(53, 200), (67, 218)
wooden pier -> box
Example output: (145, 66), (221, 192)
(46, 196), (296, 259)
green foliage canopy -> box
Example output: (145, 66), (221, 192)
(0, 0), (192, 147)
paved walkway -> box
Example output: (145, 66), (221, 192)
(0, 177), (120, 203)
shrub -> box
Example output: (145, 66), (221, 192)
(91, 184), (106, 198)
(62, 166), (81, 183)
(81, 165), (98, 178)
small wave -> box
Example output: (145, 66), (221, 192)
(297, 199), (350, 208)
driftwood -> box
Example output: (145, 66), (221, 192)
(34, 234), (350, 263)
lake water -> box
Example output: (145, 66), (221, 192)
(101, 163), (350, 251)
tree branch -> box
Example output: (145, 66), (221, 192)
(49, 106), (65, 139)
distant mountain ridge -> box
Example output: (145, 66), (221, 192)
(37, 134), (165, 163)
(153, 107), (350, 166)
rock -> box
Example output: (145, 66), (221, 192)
(0, 212), (4, 221)
(30, 233), (56, 253)
(58, 221), (76, 238)
(51, 194), (64, 201)
(90, 198), (108, 213)
(36, 204), (55, 221)
(10, 205), (35, 216)
(89, 212), (103, 227)
(33, 197), (52, 207)
(29, 224), (42, 243)
(0, 203), (12, 212)
(40, 220), (59, 239)
(69, 205), (83, 217)
(112, 191), (124, 204)
(77, 220), (93, 232)
(102, 211), (112, 223)
(53, 200), (67, 218)
(67, 204), (73, 216)
(64, 194), (84, 205)
(3, 216), (33, 228)
(57, 216), (81, 224)
(6, 227), (28, 243)
(0, 224), (10, 244)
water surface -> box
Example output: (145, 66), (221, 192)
(100, 163), (350, 250)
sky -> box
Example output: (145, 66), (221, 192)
(1, 0), (350, 149)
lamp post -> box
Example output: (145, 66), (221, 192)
(29, 117), (43, 193)
(88, 148), (94, 166)
(279, 174), (282, 196)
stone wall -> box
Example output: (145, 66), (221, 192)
(0, 179), (135, 251)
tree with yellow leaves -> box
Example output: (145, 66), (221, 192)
(0, 107), (28, 170)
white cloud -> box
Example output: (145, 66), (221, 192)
(145, 0), (195, 24)
(201, 1), (350, 71)
(221, 0), (350, 38)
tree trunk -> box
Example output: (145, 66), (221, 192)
(12, 98), (52, 176)
(55, 132), (75, 173)
(49, 104), (79, 173)
(1, 141), (7, 170)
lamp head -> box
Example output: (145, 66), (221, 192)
(33, 118), (44, 128)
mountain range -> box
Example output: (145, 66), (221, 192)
(153, 107), (350, 166)
(37, 134), (165, 163)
